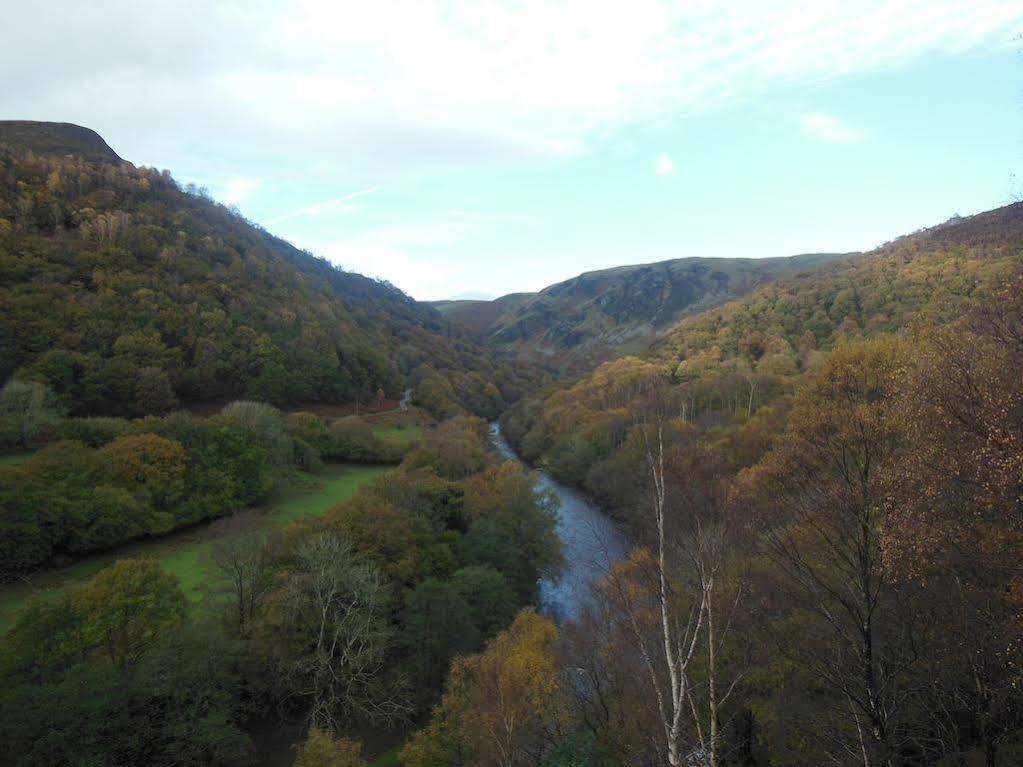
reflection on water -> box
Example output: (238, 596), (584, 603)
(489, 422), (629, 623)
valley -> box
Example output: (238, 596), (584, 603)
(1, 117), (1022, 767)
(488, 422), (628, 623)
(434, 253), (849, 373)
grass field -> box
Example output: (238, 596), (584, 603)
(369, 749), (400, 767)
(0, 451), (34, 466)
(0, 463), (390, 633)
(373, 420), (423, 450)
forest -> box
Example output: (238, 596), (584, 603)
(492, 208), (1023, 765)
(0, 143), (538, 419)
(1, 413), (562, 765)
(1, 123), (1022, 767)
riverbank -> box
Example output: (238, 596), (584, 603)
(488, 422), (628, 622)
(0, 462), (390, 632)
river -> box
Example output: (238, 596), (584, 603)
(488, 422), (629, 622)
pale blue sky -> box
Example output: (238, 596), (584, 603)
(4, 1), (1021, 299)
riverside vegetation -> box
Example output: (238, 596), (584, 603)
(2, 122), (1023, 766)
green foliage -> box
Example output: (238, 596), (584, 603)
(0, 142), (540, 417)
(75, 559), (187, 669)
(295, 728), (367, 767)
(99, 432), (187, 509)
(0, 463), (387, 634)
(462, 463), (562, 603)
(0, 623), (256, 767)
(1, 593), (87, 684)
(328, 417), (402, 463)
(450, 566), (518, 640)
(0, 405), (356, 574)
(439, 254), (845, 376)
(401, 578), (479, 697)
(403, 416), (490, 479)
(0, 379), (62, 448)
(58, 415), (130, 446)
(542, 733), (609, 767)
(219, 400), (292, 466)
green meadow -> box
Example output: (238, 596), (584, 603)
(0, 451), (33, 466)
(0, 462), (390, 633)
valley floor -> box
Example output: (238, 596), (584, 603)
(0, 462), (390, 633)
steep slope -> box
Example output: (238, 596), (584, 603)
(435, 253), (847, 373)
(0, 120), (121, 163)
(431, 292), (533, 335)
(501, 202), (1023, 513)
(652, 203), (1023, 369)
(0, 123), (535, 418)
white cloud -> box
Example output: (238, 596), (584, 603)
(222, 177), (260, 205)
(654, 153), (674, 176)
(290, 211), (494, 299)
(2, 1), (1019, 167)
(799, 112), (863, 143)
(264, 187), (379, 225)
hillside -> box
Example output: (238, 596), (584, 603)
(652, 203), (1023, 369)
(435, 253), (847, 373)
(0, 121), (122, 163)
(431, 292), (533, 336)
(502, 201), (1023, 511)
(0, 122), (537, 419)
(488, 201), (1023, 766)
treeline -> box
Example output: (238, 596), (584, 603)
(0, 395), (416, 576)
(477, 268), (1023, 764)
(502, 205), (1023, 520)
(0, 416), (562, 766)
(0, 143), (540, 419)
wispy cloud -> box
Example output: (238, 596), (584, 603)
(264, 186), (379, 225)
(3, 1), (1019, 165)
(292, 209), (523, 299)
(799, 113), (863, 143)
(654, 153), (674, 176)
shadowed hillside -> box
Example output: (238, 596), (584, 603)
(0, 121), (122, 163)
(0, 123), (538, 419)
(501, 201), (1023, 511)
(435, 253), (847, 373)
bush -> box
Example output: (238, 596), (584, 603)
(59, 416), (130, 447)
(0, 380), (63, 448)
(328, 418), (400, 463)
(220, 400), (292, 466)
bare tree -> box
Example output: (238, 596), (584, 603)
(280, 532), (409, 729)
(210, 514), (276, 633)
(596, 418), (748, 767)
(602, 422), (709, 766)
(686, 512), (747, 767)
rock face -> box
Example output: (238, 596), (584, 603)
(435, 253), (848, 373)
(0, 120), (123, 163)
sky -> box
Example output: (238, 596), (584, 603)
(3, 1), (1022, 300)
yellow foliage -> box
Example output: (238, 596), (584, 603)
(294, 728), (366, 767)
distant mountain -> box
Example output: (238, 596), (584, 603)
(499, 200), (1023, 512)
(651, 202), (1023, 369)
(0, 120), (122, 163)
(0, 122), (536, 418)
(434, 254), (848, 373)
(431, 293), (534, 336)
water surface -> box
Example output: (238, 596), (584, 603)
(489, 422), (629, 622)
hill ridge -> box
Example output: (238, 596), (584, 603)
(0, 120), (122, 163)
(434, 252), (849, 373)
